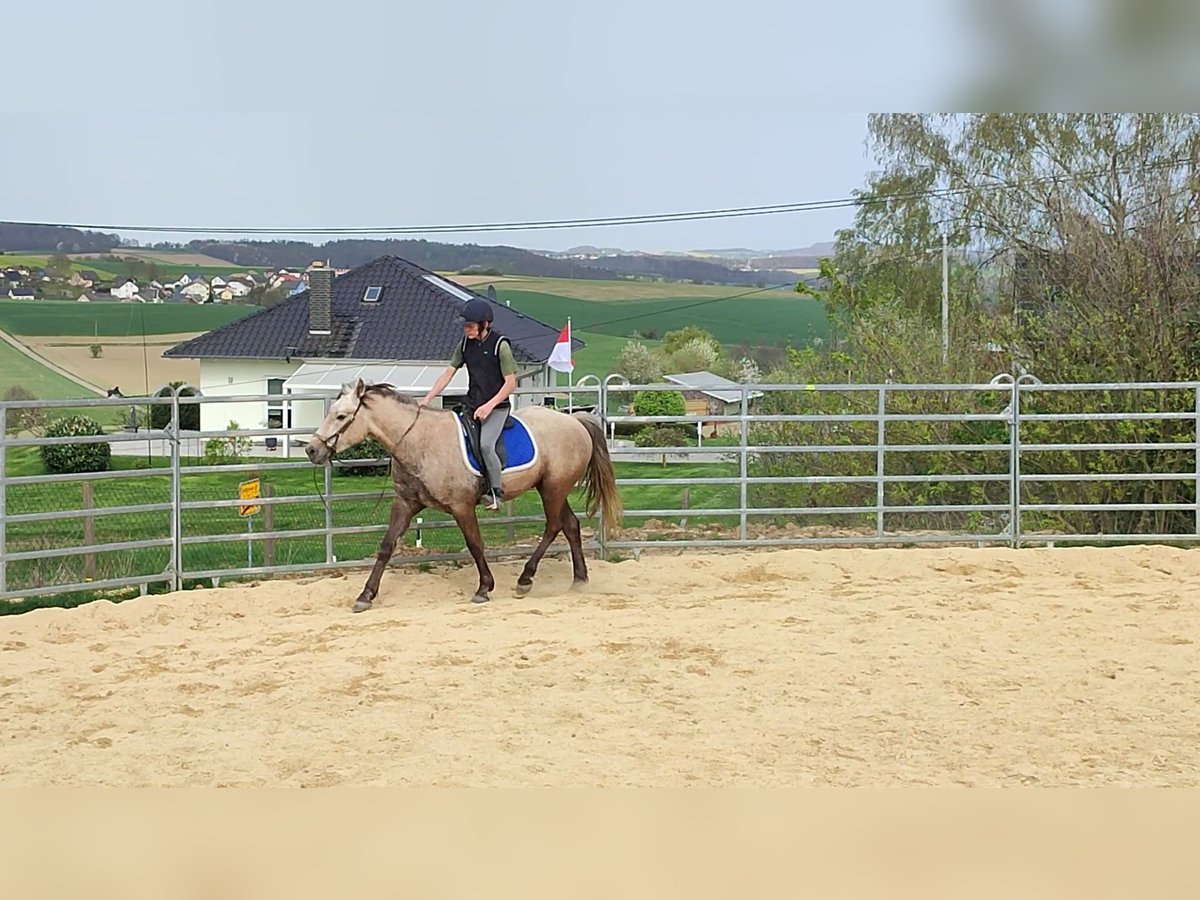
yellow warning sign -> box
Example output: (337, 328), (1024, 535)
(239, 478), (261, 517)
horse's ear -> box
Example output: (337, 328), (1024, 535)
(351, 377), (366, 398)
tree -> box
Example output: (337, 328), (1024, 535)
(616, 341), (664, 385)
(834, 114), (1200, 383)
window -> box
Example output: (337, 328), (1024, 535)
(422, 273), (475, 302)
(363, 285), (382, 302)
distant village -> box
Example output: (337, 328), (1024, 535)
(0, 260), (330, 305)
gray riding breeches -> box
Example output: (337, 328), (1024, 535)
(479, 405), (509, 491)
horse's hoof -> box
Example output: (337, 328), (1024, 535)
(514, 581), (532, 597)
(471, 592), (491, 604)
(570, 578), (588, 591)
(352, 598), (373, 613)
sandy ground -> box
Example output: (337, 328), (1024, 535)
(3, 544), (1200, 787)
(23, 333), (201, 393)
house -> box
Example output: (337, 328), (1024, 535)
(7, 286), (35, 300)
(111, 277), (142, 301)
(69, 270), (100, 287)
(663, 370), (764, 417)
(179, 281), (211, 301)
(162, 255), (585, 435)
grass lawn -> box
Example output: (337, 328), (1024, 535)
(0, 339), (109, 424)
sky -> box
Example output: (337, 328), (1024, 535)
(5, 0), (1200, 255)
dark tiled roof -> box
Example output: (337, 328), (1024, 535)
(163, 255), (584, 363)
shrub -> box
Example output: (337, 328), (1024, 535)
(203, 420), (251, 465)
(40, 415), (111, 474)
(335, 437), (391, 477)
(631, 389), (686, 419)
(633, 425), (691, 448)
(3, 386), (46, 435)
(149, 382), (201, 431)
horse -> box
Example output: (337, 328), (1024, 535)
(304, 377), (623, 610)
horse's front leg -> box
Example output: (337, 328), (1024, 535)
(353, 496), (420, 612)
(451, 506), (495, 604)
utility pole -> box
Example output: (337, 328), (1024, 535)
(941, 225), (949, 367)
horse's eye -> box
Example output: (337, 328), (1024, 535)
(337, 414), (347, 420)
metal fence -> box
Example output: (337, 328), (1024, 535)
(4, 374), (1200, 606)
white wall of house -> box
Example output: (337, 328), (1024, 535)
(194, 357), (556, 438)
(111, 282), (141, 300)
(197, 358), (301, 433)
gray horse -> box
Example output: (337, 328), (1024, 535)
(305, 378), (623, 609)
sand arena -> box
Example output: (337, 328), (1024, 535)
(3, 545), (1199, 786)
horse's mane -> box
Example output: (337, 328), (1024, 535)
(354, 382), (450, 412)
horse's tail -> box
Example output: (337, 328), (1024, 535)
(573, 412), (623, 530)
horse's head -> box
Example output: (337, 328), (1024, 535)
(305, 377), (372, 465)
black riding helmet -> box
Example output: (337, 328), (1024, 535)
(460, 298), (494, 324)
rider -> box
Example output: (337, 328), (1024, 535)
(420, 297), (517, 510)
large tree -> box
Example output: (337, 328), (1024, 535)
(831, 114), (1200, 382)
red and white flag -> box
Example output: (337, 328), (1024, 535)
(547, 320), (574, 373)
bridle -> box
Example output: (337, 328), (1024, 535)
(312, 389), (425, 513)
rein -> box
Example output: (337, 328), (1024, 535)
(312, 391), (425, 516)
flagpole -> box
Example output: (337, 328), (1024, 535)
(567, 317), (573, 413)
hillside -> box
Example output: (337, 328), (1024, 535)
(185, 238), (812, 287)
(0, 223), (120, 254)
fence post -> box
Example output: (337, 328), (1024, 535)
(169, 388), (182, 592)
(0, 405), (6, 596)
(876, 386), (886, 537)
(739, 385), (749, 541)
(505, 500), (515, 543)
(680, 487), (690, 529)
(1010, 378), (1022, 549)
(323, 397), (334, 565)
(83, 482), (96, 581)
(1195, 383), (1200, 538)
(263, 481), (275, 567)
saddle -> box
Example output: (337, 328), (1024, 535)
(456, 406), (515, 489)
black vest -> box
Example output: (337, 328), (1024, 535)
(462, 329), (511, 411)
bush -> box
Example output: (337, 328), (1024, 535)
(40, 415), (111, 474)
(632, 389), (686, 419)
(149, 382), (201, 431)
(633, 425), (691, 447)
(3, 385), (46, 435)
(335, 437), (391, 477)
(203, 420), (251, 465)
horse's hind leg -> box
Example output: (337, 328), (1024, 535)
(560, 500), (588, 588)
(353, 496), (419, 613)
(514, 483), (567, 596)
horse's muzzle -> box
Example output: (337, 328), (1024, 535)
(305, 441), (329, 465)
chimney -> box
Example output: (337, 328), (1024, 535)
(307, 260), (332, 336)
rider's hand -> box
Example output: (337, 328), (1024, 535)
(473, 403), (492, 421)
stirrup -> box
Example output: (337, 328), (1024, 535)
(481, 489), (501, 511)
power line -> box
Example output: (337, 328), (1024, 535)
(4, 155), (1193, 238)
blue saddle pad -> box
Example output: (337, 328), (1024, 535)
(457, 414), (539, 476)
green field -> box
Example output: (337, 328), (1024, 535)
(497, 288), (828, 348)
(479, 275), (800, 301)
(0, 299), (258, 337)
